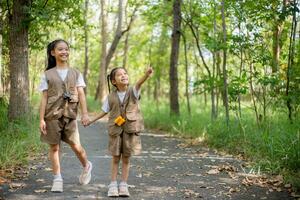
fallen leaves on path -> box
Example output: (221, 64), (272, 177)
(34, 189), (47, 193)
(206, 164), (238, 175)
(242, 175), (284, 191)
(181, 188), (202, 198)
(0, 176), (8, 185)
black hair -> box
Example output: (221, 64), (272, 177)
(46, 39), (69, 71)
(107, 67), (127, 92)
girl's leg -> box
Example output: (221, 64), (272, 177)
(69, 143), (92, 185)
(107, 155), (121, 197)
(49, 144), (60, 175)
(111, 155), (121, 181)
(121, 155), (130, 182)
(69, 143), (89, 167)
(119, 155), (130, 197)
(49, 144), (63, 192)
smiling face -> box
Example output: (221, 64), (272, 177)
(111, 68), (129, 89)
(51, 41), (69, 64)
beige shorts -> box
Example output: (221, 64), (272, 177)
(41, 117), (80, 145)
(108, 132), (142, 157)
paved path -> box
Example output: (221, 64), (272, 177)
(3, 121), (294, 200)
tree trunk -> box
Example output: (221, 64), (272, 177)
(271, 0), (288, 73)
(122, 2), (129, 69)
(8, 0), (30, 121)
(105, 0), (123, 71)
(95, 0), (136, 101)
(95, 0), (108, 102)
(249, 62), (260, 125)
(122, 31), (129, 69)
(0, 7), (3, 96)
(238, 22), (243, 119)
(154, 24), (167, 108)
(182, 32), (191, 115)
(216, 51), (221, 117)
(272, 22), (282, 73)
(286, 0), (297, 122)
(83, 0), (89, 95)
(221, 0), (229, 126)
(211, 1), (217, 120)
(169, 0), (181, 116)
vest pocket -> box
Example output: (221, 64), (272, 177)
(108, 122), (123, 136)
(126, 111), (137, 121)
(125, 111), (144, 133)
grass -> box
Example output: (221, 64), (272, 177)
(0, 97), (44, 170)
(140, 97), (300, 191)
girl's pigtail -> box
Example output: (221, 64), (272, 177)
(107, 74), (111, 93)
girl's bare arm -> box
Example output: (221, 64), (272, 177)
(78, 87), (89, 126)
(135, 67), (153, 91)
(88, 111), (107, 125)
(39, 91), (48, 135)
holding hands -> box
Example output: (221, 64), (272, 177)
(81, 113), (90, 127)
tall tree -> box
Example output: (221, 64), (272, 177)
(182, 32), (191, 115)
(221, 0), (229, 126)
(286, 0), (298, 121)
(122, 1), (130, 69)
(95, 0), (136, 101)
(83, 0), (89, 94)
(0, 5), (3, 96)
(169, 0), (181, 116)
(8, 0), (30, 121)
(272, 0), (289, 73)
(95, 0), (108, 102)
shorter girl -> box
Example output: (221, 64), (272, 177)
(88, 67), (153, 197)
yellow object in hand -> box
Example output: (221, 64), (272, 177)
(114, 116), (126, 126)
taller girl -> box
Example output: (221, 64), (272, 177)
(39, 39), (92, 192)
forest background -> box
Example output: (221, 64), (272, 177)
(0, 0), (299, 192)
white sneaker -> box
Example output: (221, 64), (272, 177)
(107, 182), (119, 197)
(79, 161), (92, 185)
(51, 179), (63, 193)
(119, 182), (130, 197)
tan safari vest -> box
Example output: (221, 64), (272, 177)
(44, 67), (80, 120)
(108, 86), (144, 136)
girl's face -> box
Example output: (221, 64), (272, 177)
(112, 68), (129, 87)
(51, 41), (69, 63)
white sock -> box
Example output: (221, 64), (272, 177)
(110, 181), (117, 186)
(53, 173), (62, 181)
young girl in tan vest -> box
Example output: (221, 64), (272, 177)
(88, 67), (153, 197)
(39, 39), (92, 192)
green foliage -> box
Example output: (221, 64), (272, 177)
(0, 97), (44, 169)
(142, 99), (300, 189)
(86, 95), (102, 113)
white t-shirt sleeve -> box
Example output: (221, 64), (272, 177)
(101, 97), (110, 113)
(76, 73), (86, 88)
(38, 71), (86, 92)
(38, 73), (48, 92)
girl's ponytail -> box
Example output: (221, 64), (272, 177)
(107, 74), (111, 93)
(46, 41), (56, 70)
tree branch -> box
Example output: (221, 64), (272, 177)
(43, 0), (49, 8)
